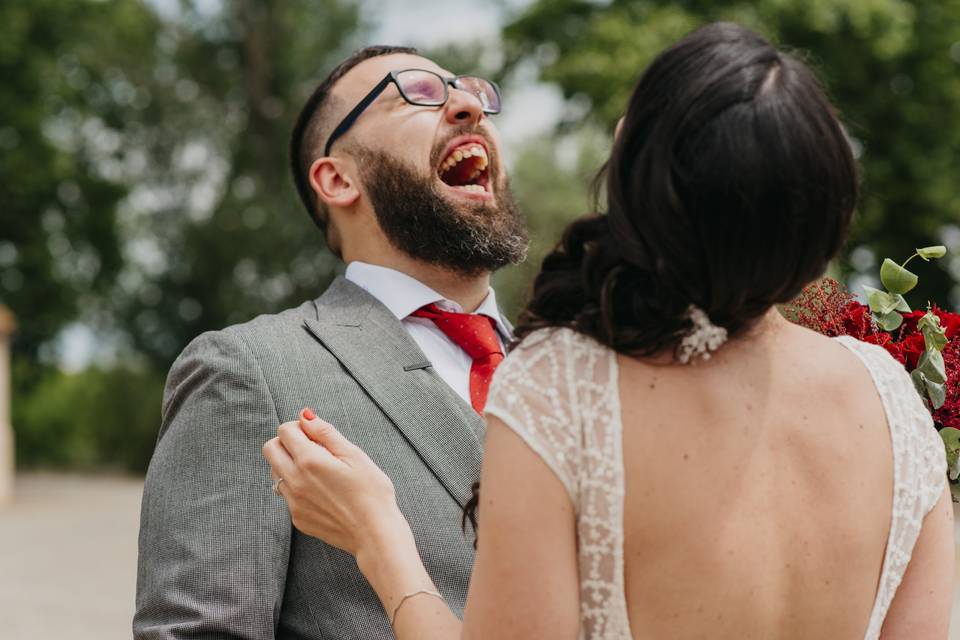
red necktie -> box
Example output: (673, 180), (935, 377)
(411, 303), (505, 413)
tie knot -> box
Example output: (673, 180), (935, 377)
(411, 303), (503, 360)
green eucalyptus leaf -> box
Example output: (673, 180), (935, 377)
(918, 311), (943, 332)
(911, 369), (928, 398)
(928, 379), (947, 409)
(918, 312), (948, 352)
(863, 286), (899, 315)
(879, 258), (919, 295)
(894, 294), (911, 313)
(918, 349), (947, 384)
(916, 245), (947, 261)
(910, 369), (945, 409)
(940, 427), (960, 481)
(878, 309), (904, 331)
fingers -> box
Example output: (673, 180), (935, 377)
(265, 409), (356, 503)
(262, 436), (296, 495)
(299, 408), (355, 457)
(276, 417), (336, 466)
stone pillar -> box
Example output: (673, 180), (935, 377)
(0, 305), (15, 506)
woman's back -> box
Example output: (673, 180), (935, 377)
(619, 317), (892, 638)
(488, 317), (947, 638)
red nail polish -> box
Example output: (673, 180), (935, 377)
(302, 407), (317, 421)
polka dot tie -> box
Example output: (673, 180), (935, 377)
(411, 303), (505, 414)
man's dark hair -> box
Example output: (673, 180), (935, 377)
(289, 45), (418, 233)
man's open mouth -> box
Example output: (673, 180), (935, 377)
(437, 142), (491, 195)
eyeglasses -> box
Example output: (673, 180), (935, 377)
(323, 69), (502, 156)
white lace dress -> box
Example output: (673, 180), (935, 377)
(484, 328), (946, 640)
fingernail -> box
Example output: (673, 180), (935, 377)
(302, 407), (317, 421)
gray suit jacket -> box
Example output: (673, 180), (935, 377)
(134, 276), (486, 639)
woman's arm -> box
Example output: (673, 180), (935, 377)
(879, 483), (954, 639)
(262, 411), (462, 637)
(263, 410), (581, 640)
(460, 415), (580, 640)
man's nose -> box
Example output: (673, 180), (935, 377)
(443, 87), (484, 126)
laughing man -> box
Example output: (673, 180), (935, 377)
(134, 46), (528, 639)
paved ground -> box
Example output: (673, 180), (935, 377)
(0, 473), (143, 640)
(2, 472), (960, 638)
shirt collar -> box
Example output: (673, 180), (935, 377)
(344, 261), (511, 338)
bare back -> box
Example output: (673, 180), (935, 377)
(619, 316), (891, 638)
(485, 314), (948, 640)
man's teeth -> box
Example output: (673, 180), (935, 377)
(455, 184), (487, 193)
(439, 144), (489, 173)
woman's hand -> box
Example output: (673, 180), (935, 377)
(265, 410), (453, 636)
(263, 408), (409, 558)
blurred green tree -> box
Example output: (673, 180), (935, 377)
(493, 129), (610, 318)
(13, 360), (164, 472)
(502, 0), (960, 307)
(3, 0), (364, 470)
(0, 0), (159, 361)
(110, 0), (361, 367)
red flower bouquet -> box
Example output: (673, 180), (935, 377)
(785, 247), (960, 499)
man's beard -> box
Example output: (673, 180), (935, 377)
(357, 149), (529, 277)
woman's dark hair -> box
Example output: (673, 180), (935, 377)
(519, 21), (857, 352)
(463, 21), (859, 538)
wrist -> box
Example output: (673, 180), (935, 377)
(355, 510), (432, 599)
(355, 508), (415, 573)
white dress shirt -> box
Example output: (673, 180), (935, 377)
(344, 261), (511, 406)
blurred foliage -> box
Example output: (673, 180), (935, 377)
(1, 0), (362, 368)
(12, 361), (164, 472)
(502, 0), (960, 307)
(110, 0), (361, 367)
(6, 0), (960, 471)
(0, 0), (153, 361)
(4, 0), (363, 469)
(493, 129), (609, 318)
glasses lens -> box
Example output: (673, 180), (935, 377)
(454, 76), (501, 113)
(397, 70), (446, 105)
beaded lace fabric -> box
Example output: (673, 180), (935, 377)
(833, 336), (947, 639)
(485, 328), (946, 640)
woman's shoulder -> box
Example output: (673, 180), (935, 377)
(830, 334), (945, 483)
(509, 326), (610, 361)
(829, 334), (922, 403)
(830, 333), (899, 365)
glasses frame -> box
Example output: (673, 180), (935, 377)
(323, 68), (502, 156)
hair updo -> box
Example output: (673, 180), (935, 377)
(514, 22), (859, 355)
(464, 22), (860, 540)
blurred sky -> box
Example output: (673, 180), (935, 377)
(56, 0), (564, 370)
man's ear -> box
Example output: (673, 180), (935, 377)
(309, 157), (361, 209)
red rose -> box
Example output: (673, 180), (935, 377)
(863, 332), (906, 364)
(899, 333), (926, 370)
(901, 306), (960, 340)
(900, 310), (926, 333)
(840, 301), (875, 339)
(935, 308), (960, 339)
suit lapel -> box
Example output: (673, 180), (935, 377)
(302, 277), (484, 508)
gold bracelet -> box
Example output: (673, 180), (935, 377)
(389, 588), (445, 627)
